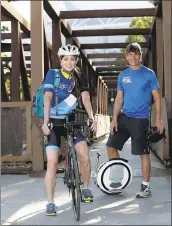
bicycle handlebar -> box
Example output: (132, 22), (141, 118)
(52, 119), (92, 128)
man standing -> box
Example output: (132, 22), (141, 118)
(106, 43), (163, 198)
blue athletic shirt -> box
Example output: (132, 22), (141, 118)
(43, 69), (89, 119)
(117, 65), (160, 119)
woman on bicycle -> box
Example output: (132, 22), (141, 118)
(42, 44), (97, 216)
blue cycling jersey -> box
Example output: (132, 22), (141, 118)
(43, 69), (89, 119)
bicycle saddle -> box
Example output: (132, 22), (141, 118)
(147, 126), (166, 143)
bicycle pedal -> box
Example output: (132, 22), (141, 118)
(83, 199), (93, 203)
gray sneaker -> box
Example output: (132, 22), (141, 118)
(81, 188), (94, 203)
(136, 184), (152, 198)
(46, 202), (57, 216)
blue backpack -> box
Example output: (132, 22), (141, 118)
(32, 69), (60, 119)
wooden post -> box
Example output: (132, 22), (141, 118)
(31, 1), (44, 171)
(156, 16), (163, 96)
(96, 77), (100, 114)
(99, 79), (102, 114)
(52, 20), (62, 69)
(44, 25), (50, 75)
(103, 84), (105, 115)
(148, 43), (152, 69)
(1, 66), (9, 101)
(151, 25), (157, 74)
(11, 20), (20, 101)
(66, 37), (73, 45)
(20, 32), (31, 101)
(162, 0), (172, 161)
(105, 86), (107, 115)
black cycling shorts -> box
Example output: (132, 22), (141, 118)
(45, 118), (85, 152)
(106, 113), (149, 155)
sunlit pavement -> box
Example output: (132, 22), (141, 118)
(1, 136), (171, 225)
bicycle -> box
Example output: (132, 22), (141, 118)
(45, 113), (92, 221)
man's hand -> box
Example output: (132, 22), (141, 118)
(156, 118), (164, 134)
(110, 118), (118, 135)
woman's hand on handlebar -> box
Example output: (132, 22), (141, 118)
(87, 118), (97, 132)
(42, 121), (53, 135)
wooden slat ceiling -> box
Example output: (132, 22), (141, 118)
(58, 6), (157, 90)
(1, 0), (158, 91)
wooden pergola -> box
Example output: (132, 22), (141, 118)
(1, 0), (172, 172)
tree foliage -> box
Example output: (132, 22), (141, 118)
(120, 16), (153, 54)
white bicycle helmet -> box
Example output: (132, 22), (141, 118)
(58, 44), (80, 57)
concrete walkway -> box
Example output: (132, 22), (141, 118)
(1, 136), (171, 225)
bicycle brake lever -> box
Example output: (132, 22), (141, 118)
(44, 122), (53, 144)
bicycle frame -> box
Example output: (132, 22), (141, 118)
(60, 114), (89, 221)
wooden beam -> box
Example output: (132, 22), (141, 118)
(108, 87), (117, 90)
(1, 66), (9, 101)
(143, 5), (158, 63)
(43, 0), (93, 70)
(96, 66), (128, 72)
(106, 84), (117, 89)
(2, 56), (31, 62)
(162, 0), (172, 160)
(1, 1), (52, 51)
(43, 0), (60, 21)
(44, 24), (50, 75)
(81, 42), (148, 49)
(88, 53), (125, 59)
(92, 60), (128, 66)
(11, 20), (20, 101)
(1, 32), (29, 39)
(102, 77), (118, 81)
(156, 16), (163, 96)
(1, 43), (30, 52)
(72, 28), (151, 37)
(20, 34), (31, 101)
(104, 80), (117, 83)
(52, 20), (62, 68)
(43, 1), (72, 37)
(1, 1), (30, 36)
(31, 1), (44, 171)
(60, 8), (156, 19)
(96, 77), (100, 113)
(1, 156), (32, 162)
(1, 14), (10, 21)
(102, 76), (118, 79)
(99, 72), (120, 76)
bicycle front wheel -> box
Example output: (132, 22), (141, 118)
(70, 149), (81, 221)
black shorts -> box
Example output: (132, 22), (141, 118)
(106, 113), (149, 155)
(45, 117), (85, 152)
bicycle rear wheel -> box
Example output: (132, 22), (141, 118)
(70, 149), (81, 221)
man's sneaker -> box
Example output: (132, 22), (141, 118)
(136, 184), (152, 198)
(46, 202), (57, 216)
(81, 188), (93, 203)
